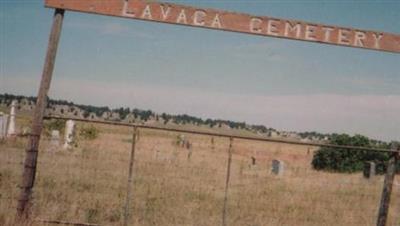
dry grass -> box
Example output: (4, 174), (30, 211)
(0, 120), (399, 226)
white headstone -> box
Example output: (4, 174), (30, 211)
(363, 161), (376, 179)
(7, 100), (17, 137)
(0, 113), (9, 139)
(51, 130), (60, 145)
(271, 159), (285, 176)
(63, 120), (75, 149)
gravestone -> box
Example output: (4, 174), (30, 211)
(63, 120), (75, 149)
(271, 159), (284, 176)
(7, 100), (17, 137)
(50, 130), (60, 148)
(185, 141), (192, 150)
(0, 113), (9, 139)
(363, 161), (376, 179)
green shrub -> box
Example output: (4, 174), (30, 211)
(79, 125), (99, 140)
(44, 119), (65, 136)
(312, 134), (399, 174)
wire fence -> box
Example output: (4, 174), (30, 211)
(43, 116), (398, 153)
(0, 117), (399, 226)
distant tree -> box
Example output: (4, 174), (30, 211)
(312, 134), (398, 174)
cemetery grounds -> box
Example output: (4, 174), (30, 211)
(0, 108), (399, 226)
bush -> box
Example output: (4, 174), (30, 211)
(44, 119), (65, 136)
(312, 134), (399, 174)
(79, 125), (99, 140)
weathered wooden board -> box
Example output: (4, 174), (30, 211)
(45, 0), (400, 53)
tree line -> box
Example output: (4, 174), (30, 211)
(0, 93), (277, 132)
(2, 93), (397, 174)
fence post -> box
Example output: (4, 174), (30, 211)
(222, 137), (233, 226)
(124, 126), (138, 226)
(17, 8), (65, 218)
(376, 143), (399, 226)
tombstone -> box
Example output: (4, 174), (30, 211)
(7, 100), (17, 137)
(0, 113), (9, 139)
(271, 159), (284, 176)
(63, 120), (75, 149)
(185, 141), (191, 150)
(50, 130), (60, 148)
(363, 161), (376, 179)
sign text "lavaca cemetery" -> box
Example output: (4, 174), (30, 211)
(45, 0), (400, 53)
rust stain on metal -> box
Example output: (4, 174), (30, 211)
(45, 0), (400, 53)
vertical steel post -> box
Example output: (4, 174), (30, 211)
(17, 8), (65, 218)
(124, 126), (138, 226)
(376, 143), (399, 226)
(222, 137), (233, 226)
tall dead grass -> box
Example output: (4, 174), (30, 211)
(0, 122), (399, 226)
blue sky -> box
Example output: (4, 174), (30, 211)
(1, 0), (399, 141)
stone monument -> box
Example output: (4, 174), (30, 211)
(7, 100), (17, 137)
(63, 120), (75, 149)
(271, 159), (285, 176)
(0, 112), (9, 139)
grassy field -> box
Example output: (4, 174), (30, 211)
(0, 112), (399, 226)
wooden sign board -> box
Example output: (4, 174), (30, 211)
(45, 0), (400, 53)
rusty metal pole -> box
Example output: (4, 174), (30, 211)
(17, 8), (65, 218)
(124, 126), (138, 226)
(222, 137), (233, 226)
(376, 143), (399, 226)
